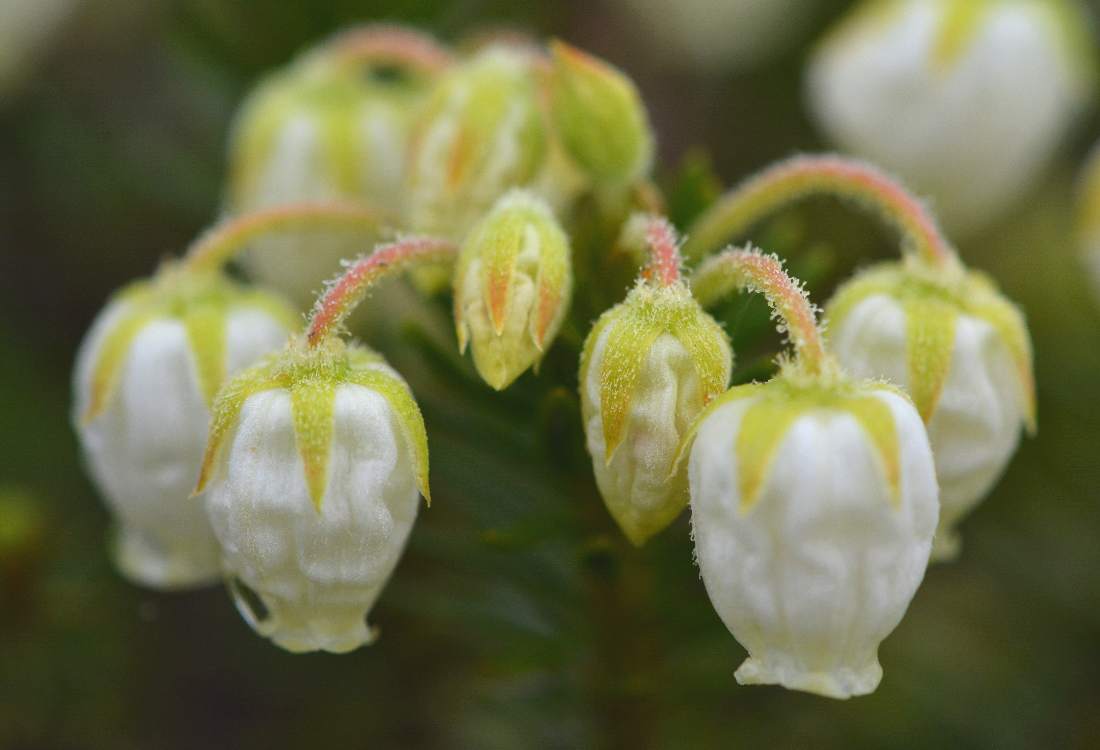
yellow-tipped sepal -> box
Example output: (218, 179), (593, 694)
(453, 190), (573, 390)
(195, 337), (430, 653)
(579, 280), (731, 545)
(548, 40), (654, 187)
(72, 264), (297, 590)
(825, 261), (1034, 560)
(683, 372), (938, 699)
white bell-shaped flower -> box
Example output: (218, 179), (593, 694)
(688, 377), (938, 698)
(195, 338), (430, 654)
(682, 248), (938, 699)
(226, 26), (450, 306)
(826, 263), (1035, 559)
(73, 267), (297, 588)
(808, 0), (1095, 234)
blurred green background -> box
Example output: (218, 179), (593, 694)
(3, 1), (1100, 748)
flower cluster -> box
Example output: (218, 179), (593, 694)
(73, 21), (1036, 699)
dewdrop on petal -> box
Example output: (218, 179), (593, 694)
(227, 25), (451, 305)
(580, 219), (730, 545)
(807, 0), (1096, 234)
(548, 40), (654, 187)
(195, 235), (453, 653)
(453, 190), (572, 390)
(682, 249), (937, 699)
(406, 45), (548, 242)
(73, 266), (297, 589)
(826, 262), (1034, 560)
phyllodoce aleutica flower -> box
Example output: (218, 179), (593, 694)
(227, 25), (452, 305)
(685, 154), (1034, 561)
(73, 204), (380, 588)
(580, 217), (730, 545)
(195, 236), (455, 653)
(680, 248), (938, 699)
(807, 0), (1095, 234)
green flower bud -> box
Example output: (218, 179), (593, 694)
(825, 261), (1035, 559)
(406, 45), (548, 242)
(580, 280), (730, 545)
(453, 190), (572, 390)
(549, 40), (654, 187)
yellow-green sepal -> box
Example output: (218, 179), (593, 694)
(595, 308), (665, 460)
(183, 303), (229, 409)
(904, 295), (957, 422)
(346, 363), (432, 505)
(195, 357), (284, 495)
(84, 300), (157, 424)
(290, 378), (337, 512)
(966, 272), (1037, 433)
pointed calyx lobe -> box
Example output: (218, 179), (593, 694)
(83, 269), (297, 423)
(196, 340), (430, 511)
(583, 281), (730, 459)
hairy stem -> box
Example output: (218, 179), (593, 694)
(683, 154), (958, 270)
(183, 202), (388, 274)
(642, 217), (682, 286)
(306, 237), (458, 346)
(692, 247), (827, 374)
(319, 24), (453, 75)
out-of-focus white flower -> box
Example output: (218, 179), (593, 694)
(826, 262), (1035, 559)
(0, 0), (80, 97)
(808, 0), (1096, 234)
(616, 0), (818, 71)
(688, 376), (938, 698)
(226, 26), (450, 306)
(73, 266), (297, 589)
(453, 190), (572, 390)
(196, 339), (429, 653)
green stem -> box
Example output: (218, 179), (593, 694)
(183, 202), (388, 274)
(682, 154), (959, 271)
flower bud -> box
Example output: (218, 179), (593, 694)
(580, 281), (731, 545)
(826, 262), (1035, 559)
(808, 0), (1095, 234)
(548, 40), (654, 187)
(406, 45), (548, 241)
(687, 376), (938, 698)
(195, 338), (429, 653)
(227, 26), (448, 305)
(454, 190), (572, 390)
(73, 266), (297, 588)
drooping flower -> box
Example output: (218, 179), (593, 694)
(580, 219), (730, 545)
(74, 265), (296, 588)
(826, 262), (1033, 559)
(226, 25), (451, 305)
(453, 190), (573, 390)
(807, 0), (1095, 234)
(685, 155), (1035, 560)
(682, 248), (938, 699)
(195, 235), (455, 652)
